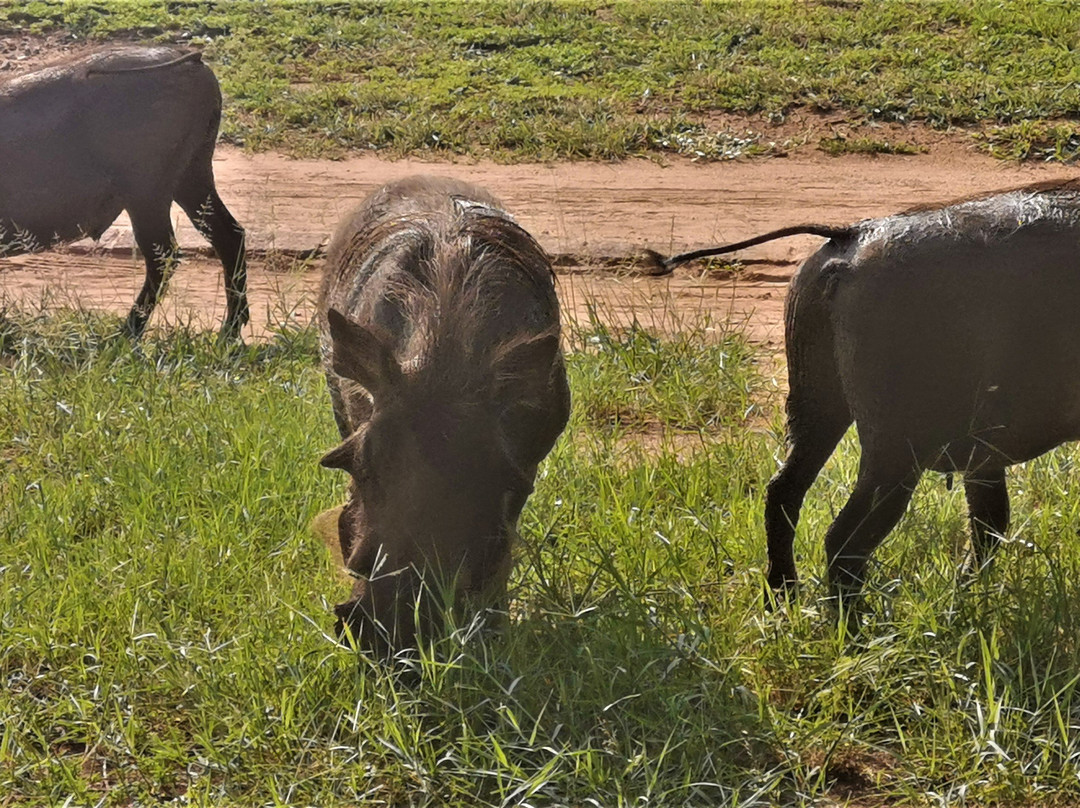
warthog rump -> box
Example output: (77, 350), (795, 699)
(652, 179), (1080, 613)
(0, 46), (247, 338)
(318, 176), (570, 656)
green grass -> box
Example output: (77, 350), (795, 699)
(817, 135), (928, 157)
(3, 306), (1080, 805)
(1, 0), (1078, 162)
(980, 121), (1080, 163)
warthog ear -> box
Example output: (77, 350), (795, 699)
(492, 331), (561, 483)
(327, 309), (403, 403)
(491, 331), (560, 406)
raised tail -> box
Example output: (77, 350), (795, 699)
(641, 224), (854, 276)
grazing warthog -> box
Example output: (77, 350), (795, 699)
(0, 46), (247, 338)
(649, 179), (1080, 611)
(318, 176), (570, 656)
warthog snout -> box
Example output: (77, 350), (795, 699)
(330, 516), (516, 657)
(334, 568), (434, 659)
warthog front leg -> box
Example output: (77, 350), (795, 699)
(963, 469), (1009, 573)
(125, 202), (178, 339)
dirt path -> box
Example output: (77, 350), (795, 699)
(3, 145), (1073, 347)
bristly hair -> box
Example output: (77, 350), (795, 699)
(1, 45), (198, 94)
(345, 203), (559, 410)
(898, 178), (1080, 215)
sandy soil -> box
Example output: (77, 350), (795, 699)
(2, 144), (1074, 348)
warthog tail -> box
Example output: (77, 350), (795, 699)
(642, 224), (854, 276)
(86, 50), (204, 76)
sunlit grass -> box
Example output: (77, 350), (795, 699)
(2, 306), (1080, 804)
(2, 0), (1077, 162)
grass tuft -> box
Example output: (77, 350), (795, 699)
(818, 135), (928, 156)
(979, 121), (1080, 163)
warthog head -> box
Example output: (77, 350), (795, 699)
(321, 308), (559, 656)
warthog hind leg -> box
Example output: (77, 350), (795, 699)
(765, 390), (852, 594)
(765, 418), (851, 595)
(176, 169), (248, 339)
(824, 454), (921, 611)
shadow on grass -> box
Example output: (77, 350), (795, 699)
(330, 596), (786, 806)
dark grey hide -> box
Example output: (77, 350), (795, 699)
(659, 180), (1080, 611)
(317, 175), (570, 655)
(0, 46), (247, 337)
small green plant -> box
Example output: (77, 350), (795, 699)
(818, 135), (928, 156)
(980, 121), (1080, 162)
(566, 307), (764, 431)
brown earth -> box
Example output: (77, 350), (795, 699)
(3, 144), (1073, 349)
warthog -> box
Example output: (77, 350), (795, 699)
(0, 46), (247, 338)
(318, 176), (570, 655)
(650, 179), (1080, 610)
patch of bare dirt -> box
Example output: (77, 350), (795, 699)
(2, 143), (1072, 347)
(0, 248), (788, 345)
(0, 249), (315, 338)
(700, 107), (978, 156)
(0, 31), (95, 73)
